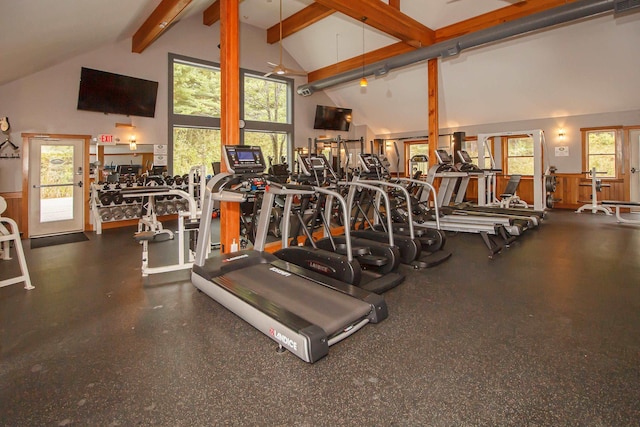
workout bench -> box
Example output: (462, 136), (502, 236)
(601, 201), (640, 224)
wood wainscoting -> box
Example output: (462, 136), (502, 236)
(459, 173), (626, 211)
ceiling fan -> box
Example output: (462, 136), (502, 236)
(264, 0), (306, 77)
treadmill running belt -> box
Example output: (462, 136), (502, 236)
(221, 264), (372, 336)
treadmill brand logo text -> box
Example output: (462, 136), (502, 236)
(269, 267), (291, 277)
(270, 328), (297, 351)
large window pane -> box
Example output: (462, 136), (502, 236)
(244, 75), (289, 123)
(244, 131), (287, 171)
(173, 127), (221, 176)
(506, 136), (534, 176)
(464, 139), (492, 169)
(173, 61), (221, 117)
(587, 130), (616, 177)
(406, 142), (429, 176)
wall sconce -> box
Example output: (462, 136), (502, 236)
(129, 135), (137, 151)
(558, 129), (566, 140)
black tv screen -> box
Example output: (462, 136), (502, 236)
(313, 105), (352, 131)
(77, 67), (158, 118)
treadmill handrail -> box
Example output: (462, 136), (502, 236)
(353, 176), (415, 239)
(257, 181), (354, 261)
(392, 177), (442, 230)
(342, 180), (395, 248)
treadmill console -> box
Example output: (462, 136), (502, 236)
(223, 145), (267, 175)
(297, 153), (330, 176)
(358, 153), (381, 173)
(457, 150), (473, 164)
(435, 149), (453, 165)
(358, 153), (391, 177)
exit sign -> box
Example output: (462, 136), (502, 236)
(99, 134), (114, 144)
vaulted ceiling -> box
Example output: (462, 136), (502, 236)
(0, 0), (569, 88)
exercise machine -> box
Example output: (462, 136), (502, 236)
(191, 145), (388, 363)
(294, 152), (405, 292)
(353, 152), (452, 268)
(576, 167), (613, 215)
(476, 129), (556, 211)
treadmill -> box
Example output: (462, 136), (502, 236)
(454, 150), (546, 222)
(191, 145), (388, 363)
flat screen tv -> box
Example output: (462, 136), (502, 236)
(313, 105), (352, 131)
(77, 67), (158, 118)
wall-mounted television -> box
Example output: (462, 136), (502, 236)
(77, 67), (159, 118)
(313, 105), (352, 131)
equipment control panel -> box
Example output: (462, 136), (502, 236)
(223, 145), (266, 174)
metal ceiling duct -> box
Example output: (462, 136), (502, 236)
(297, 0), (616, 96)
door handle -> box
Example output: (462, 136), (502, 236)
(33, 183), (74, 188)
(632, 167), (637, 174)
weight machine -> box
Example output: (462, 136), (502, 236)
(575, 167), (613, 215)
(477, 129), (555, 211)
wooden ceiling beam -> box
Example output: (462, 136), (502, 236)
(435, 0), (579, 42)
(307, 0), (578, 83)
(313, 0), (435, 48)
(267, 3), (334, 44)
(307, 41), (415, 82)
(203, 0), (221, 26)
(132, 0), (192, 53)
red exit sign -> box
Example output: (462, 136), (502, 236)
(99, 134), (114, 144)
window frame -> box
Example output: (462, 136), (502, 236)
(581, 126), (623, 180)
(168, 53), (294, 174)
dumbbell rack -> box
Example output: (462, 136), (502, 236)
(90, 178), (196, 234)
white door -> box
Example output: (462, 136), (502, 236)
(29, 137), (84, 236)
(630, 129), (640, 212)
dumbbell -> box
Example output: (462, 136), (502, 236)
(155, 202), (167, 216)
(123, 206), (136, 219)
(111, 206), (125, 220)
(99, 191), (113, 206)
(166, 202), (177, 215)
(112, 192), (125, 205)
(174, 175), (183, 185)
(99, 207), (113, 222)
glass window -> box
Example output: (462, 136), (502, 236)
(173, 60), (221, 118)
(243, 131), (287, 172)
(464, 138), (492, 169)
(405, 141), (429, 177)
(585, 130), (616, 178)
(173, 127), (221, 176)
(243, 75), (289, 124)
(505, 136), (534, 176)
(169, 54), (294, 175)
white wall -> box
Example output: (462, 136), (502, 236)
(0, 15), (333, 192)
